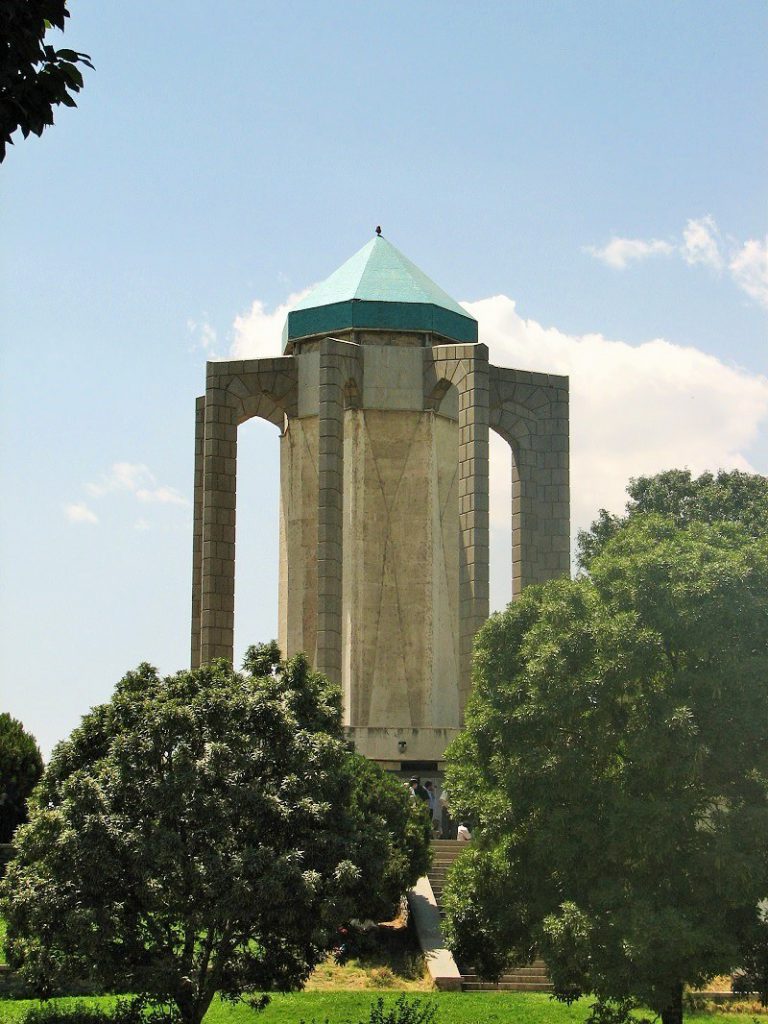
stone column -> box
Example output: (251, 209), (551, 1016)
(514, 381), (569, 589)
(458, 345), (490, 712)
(200, 366), (237, 665)
(192, 356), (297, 668)
(190, 395), (205, 668)
(315, 339), (345, 681)
(489, 367), (570, 593)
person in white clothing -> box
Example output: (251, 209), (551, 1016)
(456, 822), (472, 842)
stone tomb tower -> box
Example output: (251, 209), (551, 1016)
(191, 235), (569, 768)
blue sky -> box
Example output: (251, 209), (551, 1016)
(2, 1), (766, 757)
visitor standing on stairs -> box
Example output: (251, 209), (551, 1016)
(409, 776), (431, 806)
(424, 780), (439, 833)
(438, 782), (455, 838)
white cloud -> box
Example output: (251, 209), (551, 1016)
(587, 216), (768, 310)
(586, 236), (675, 269)
(136, 485), (188, 506)
(86, 462), (154, 497)
(681, 215), (723, 271)
(85, 462), (189, 510)
(229, 288), (312, 359)
(187, 317), (218, 353)
(134, 517), (151, 531)
(64, 502), (99, 525)
(461, 295), (768, 536)
(730, 237), (768, 310)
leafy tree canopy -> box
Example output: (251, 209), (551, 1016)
(577, 469), (768, 568)
(443, 516), (768, 1024)
(344, 752), (432, 922)
(0, 713), (43, 844)
(0, 647), (430, 1024)
(1, 0), (93, 162)
(732, 913), (768, 1007)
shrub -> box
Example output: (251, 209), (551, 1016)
(367, 998), (436, 1024)
(0, 713), (43, 843)
(733, 917), (768, 1007)
(302, 995), (437, 1024)
(18, 998), (148, 1024)
(368, 966), (396, 988)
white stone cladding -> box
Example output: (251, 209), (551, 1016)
(191, 330), (570, 767)
(340, 408), (460, 732)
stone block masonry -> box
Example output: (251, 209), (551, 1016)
(191, 336), (569, 765)
(190, 235), (569, 765)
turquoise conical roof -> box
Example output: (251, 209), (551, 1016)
(284, 235), (477, 346)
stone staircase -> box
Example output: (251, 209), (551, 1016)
(428, 839), (463, 911)
(428, 839), (552, 993)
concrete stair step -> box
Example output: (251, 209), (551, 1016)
(462, 965), (548, 976)
(460, 959), (551, 992)
(462, 973), (550, 983)
(414, 843), (551, 996)
(462, 981), (553, 992)
(462, 965), (546, 974)
(430, 848), (463, 861)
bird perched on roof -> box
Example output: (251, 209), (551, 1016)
(375, 225), (382, 236)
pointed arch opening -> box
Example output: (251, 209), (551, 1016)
(489, 429), (512, 612)
(232, 416), (281, 668)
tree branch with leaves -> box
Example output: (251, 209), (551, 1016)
(1, 0), (93, 161)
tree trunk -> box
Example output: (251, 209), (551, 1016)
(660, 983), (684, 1024)
(177, 989), (215, 1024)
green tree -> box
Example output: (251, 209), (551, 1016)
(1, 0), (93, 162)
(344, 752), (432, 922)
(443, 516), (768, 1024)
(732, 914), (768, 1007)
(241, 642), (432, 918)
(0, 713), (43, 844)
(0, 650), (430, 1024)
(577, 469), (768, 568)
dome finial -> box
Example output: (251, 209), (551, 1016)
(375, 225), (382, 236)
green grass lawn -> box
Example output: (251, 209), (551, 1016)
(0, 991), (765, 1023)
